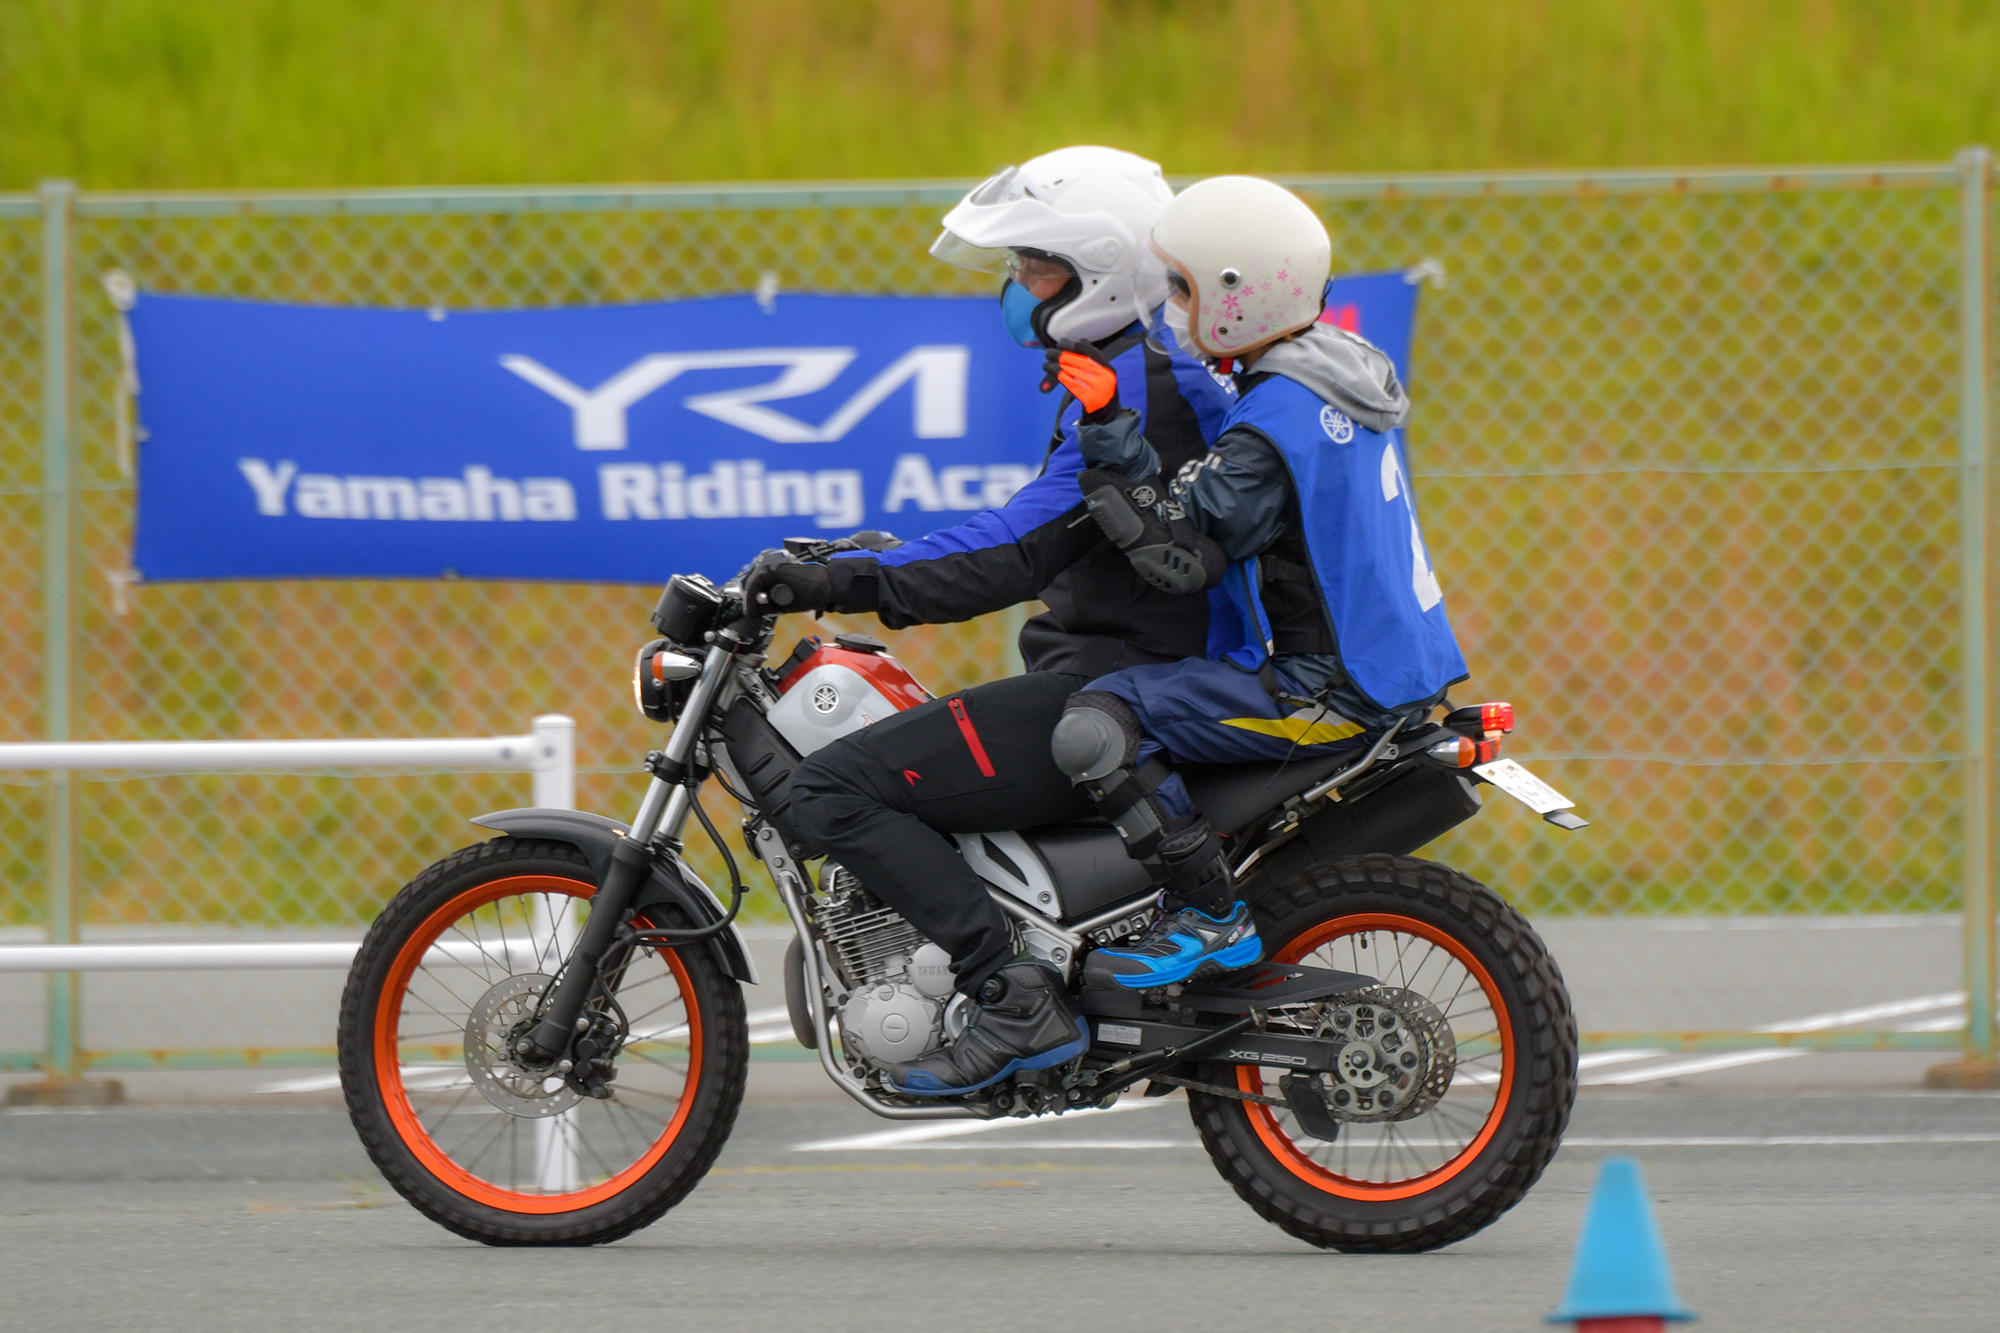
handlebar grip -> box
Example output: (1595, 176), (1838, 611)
(766, 583), (797, 609)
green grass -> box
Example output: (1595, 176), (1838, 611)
(3, 0), (1998, 191)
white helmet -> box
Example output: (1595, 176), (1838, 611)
(931, 145), (1173, 346)
(1149, 176), (1332, 361)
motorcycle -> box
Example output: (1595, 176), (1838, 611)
(337, 541), (1583, 1251)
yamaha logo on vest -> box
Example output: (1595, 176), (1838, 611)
(1320, 405), (1354, 443)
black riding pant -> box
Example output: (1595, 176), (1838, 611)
(788, 671), (1094, 994)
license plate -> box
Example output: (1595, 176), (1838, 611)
(1472, 757), (1575, 814)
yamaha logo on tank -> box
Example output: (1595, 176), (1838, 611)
(811, 684), (840, 713)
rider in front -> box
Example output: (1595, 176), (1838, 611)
(1042, 175), (1471, 989)
(740, 146), (1234, 1096)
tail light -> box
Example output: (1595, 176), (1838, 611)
(1444, 700), (1514, 738)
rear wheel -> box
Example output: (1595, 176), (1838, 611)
(1189, 854), (1576, 1253)
(337, 837), (747, 1245)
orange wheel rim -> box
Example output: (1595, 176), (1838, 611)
(372, 874), (701, 1215)
(1238, 911), (1514, 1202)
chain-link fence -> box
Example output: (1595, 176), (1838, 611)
(1, 154), (1994, 1077)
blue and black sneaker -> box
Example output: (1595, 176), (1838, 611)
(885, 958), (1089, 1097)
(1082, 899), (1262, 990)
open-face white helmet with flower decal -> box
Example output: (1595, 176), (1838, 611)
(930, 145), (1175, 347)
(1148, 175), (1332, 362)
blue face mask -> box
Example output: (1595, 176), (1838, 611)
(1000, 280), (1043, 348)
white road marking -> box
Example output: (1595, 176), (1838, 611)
(1579, 991), (1967, 1087)
(1763, 991), (1963, 1032)
(1583, 1049), (1810, 1086)
(833, 1132), (2000, 1153)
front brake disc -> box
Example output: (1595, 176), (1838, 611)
(462, 973), (583, 1118)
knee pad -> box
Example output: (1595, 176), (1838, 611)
(1050, 692), (1143, 784)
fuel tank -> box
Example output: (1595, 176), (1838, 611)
(765, 634), (932, 757)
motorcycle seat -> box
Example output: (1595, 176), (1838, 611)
(1179, 751), (1356, 837)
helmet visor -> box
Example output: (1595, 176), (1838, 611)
(929, 233), (1076, 298)
(928, 228), (1012, 274)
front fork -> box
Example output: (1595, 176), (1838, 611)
(516, 640), (734, 1065)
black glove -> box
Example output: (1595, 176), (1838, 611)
(1077, 468), (1225, 595)
(741, 549), (834, 613)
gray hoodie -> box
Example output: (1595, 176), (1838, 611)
(1251, 322), (1410, 433)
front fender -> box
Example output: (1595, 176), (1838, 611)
(471, 807), (760, 985)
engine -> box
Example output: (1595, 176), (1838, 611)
(813, 863), (964, 1066)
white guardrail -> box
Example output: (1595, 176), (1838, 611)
(0, 714), (575, 974)
(2, 716), (586, 1183)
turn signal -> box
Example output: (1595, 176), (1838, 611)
(1426, 736), (1503, 769)
(1428, 737), (1476, 768)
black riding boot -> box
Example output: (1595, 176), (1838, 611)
(885, 958), (1089, 1097)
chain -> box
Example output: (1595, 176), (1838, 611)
(1142, 1071), (1287, 1107)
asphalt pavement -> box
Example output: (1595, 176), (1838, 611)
(5, 1072), (1998, 1333)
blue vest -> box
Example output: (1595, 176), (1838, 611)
(1206, 375), (1469, 713)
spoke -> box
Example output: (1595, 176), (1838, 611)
(401, 990), (468, 1031)
(1383, 1122), (1419, 1180)
(1363, 1125), (1391, 1184)
(410, 966), (481, 1018)
(1436, 969), (1474, 1023)
(461, 1114), (515, 1178)
(470, 911), (497, 981)
(509, 1118), (520, 1192)
(1391, 933), (1412, 989)
(451, 920), (506, 982)
(620, 1044), (690, 1076)
(415, 1077), (480, 1134)
(1426, 1099), (1486, 1140)
(624, 994), (687, 1026)
(602, 1092), (660, 1141)
(495, 908), (516, 984)
(439, 1104), (507, 1162)
(569, 1116), (621, 1183)
(611, 1083), (687, 1105)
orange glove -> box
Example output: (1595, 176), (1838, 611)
(1042, 347), (1121, 419)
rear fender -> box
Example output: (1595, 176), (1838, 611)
(471, 807), (759, 984)
(1240, 766), (1481, 890)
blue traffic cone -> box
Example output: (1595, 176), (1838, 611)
(1549, 1156), (1696, 1329)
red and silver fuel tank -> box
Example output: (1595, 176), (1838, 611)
(767, 636), (933, 757)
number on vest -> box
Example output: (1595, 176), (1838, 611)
(1380, 442), (1444, 611)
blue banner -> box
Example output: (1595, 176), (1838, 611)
(129, 277), (1419, 582)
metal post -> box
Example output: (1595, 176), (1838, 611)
(528, 713), (580, 1188)
(37, 181), (86, 1094)
(530, 714), (576, 811)
(1932, 147), (1999, 1088)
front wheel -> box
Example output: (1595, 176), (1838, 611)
(337, 836), (748, 1245)
(1190, 853), (1577, 1253)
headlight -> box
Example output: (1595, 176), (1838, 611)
(632, 638), (703, 723)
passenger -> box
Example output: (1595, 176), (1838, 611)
(1047, 175), (1470, 990)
